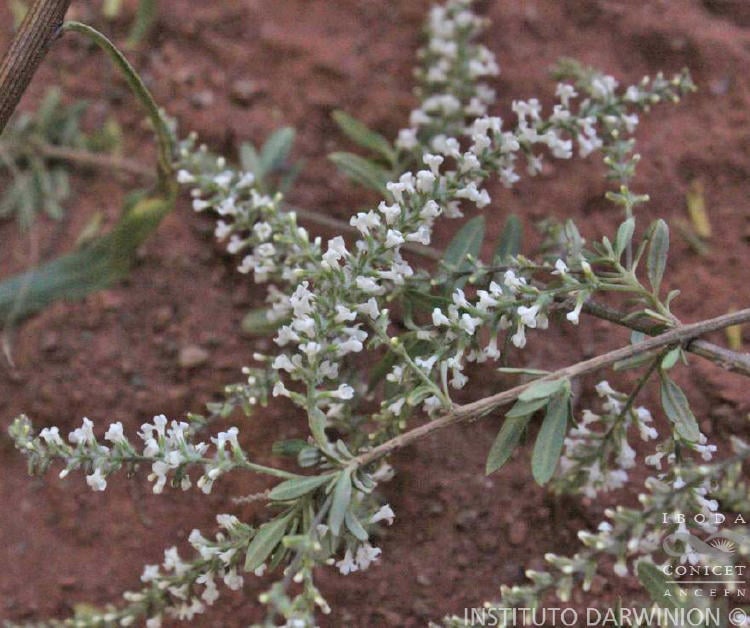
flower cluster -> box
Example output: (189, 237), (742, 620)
(10, 413), (246, 495)
(397, 0), (499, 150)
(553, 380), (660, 498)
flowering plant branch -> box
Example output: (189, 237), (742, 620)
(7, 0), (750, 626)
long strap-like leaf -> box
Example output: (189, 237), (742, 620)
(0, 22), (176, 323)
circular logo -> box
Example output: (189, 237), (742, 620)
(729, 608), (747, 626)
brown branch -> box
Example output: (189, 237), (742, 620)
(581, 300), (750, 377)
(0, 0), (72, 134)
(349, 307), (750, 470)
(30, 142), (154, 178)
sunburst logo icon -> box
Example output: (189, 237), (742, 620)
(710, 538), (736, 554)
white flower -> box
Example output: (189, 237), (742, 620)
(104, 422), (126, 444)
(370, 504), (395, 526)
(355, 543), (382, 570)
(335, 305), (357, 323)
(236, 171), (255, 189)
(613, 560), (628, 578)
(517, 304), (541, 328)
(223, 568), (244, 591)
(511, 325), (526, 348)
(69, 417), (96, 445)
(503, 270), (526, 292)
(566, 299), (583, 325)
(212, 171), (233, 189)
(39, 426), (63, 446)
(595, 381), (617, 397)
(86, 468), (107, 492)
(432, 308), (451, 326)
(334, 384), (355, 400)
(458, 313), (481, 335)
(423, 153), (444, 175)
(553, 259), (568, 275)
(176, 169), (195, 184)
(384, 229), (405, 249)
(141, 564), (160, 583)
(336, 549), (358, 575)
(356, 276), (384, 295)
(396, 128), (418, 150)
(378, 202), (401, 224)
(350, 211), (381, 235)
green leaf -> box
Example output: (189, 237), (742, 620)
(328, 152), (390, 195)
(308, 408), (329, 449)
(492, 214), (522, 263)
(244, 515), (290, 572)
(497, 367), (551, 376)
(332, 110), (394, 162)
(505, 396), (550, 419)
(531, 389), (570, 485)
(636, 559), (687, 610)
(272, 439), (308, 457)
(647, 219), (669, 294)
(660, 372), (700, 442)
(126, 0), (158, 46)
(344, 510), (369, 542)
(442, 215), (485, 290)
(660, 347), (681, 370)
(260, 127), (296, 176)
(614, 217), (635, 261)
(614, 352), (657, 372)
(518, 378), (567, 403)
(239, 142), (262, 178)
(328, 470), (352, 536)
(268, 474), (333, 502)
(241, 308), (282, 336)
(486, 415), (531, 475)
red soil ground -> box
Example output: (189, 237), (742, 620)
(0, 1), (748, 625)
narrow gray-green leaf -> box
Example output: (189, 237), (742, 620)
(332, 110), (395, 162)
(518, 378), (567, 403)
(486, 415), (531, 475)
(240, 142), (262, 178)
(647, 219), (669, 294)
(244, 515), (289, 572)
(241, 308), (282, 336)
(260, 127), (295, 175)
(328, 470), (353, 536)
(636, 559), (686, 610)
(344, 510), (369, 542)
(492, 214), (522, 263)
(661, 347), (681, 370)
(497, 367), (551, 376)
(531, 390), (570, 485)
(328, 152), (390, 195)
(614, 217), (635, 261)
(442, 215), (485, 290)
(268, 474), (333, 502)
(505, 396), (550, 419)
(660, 373), (700, 442)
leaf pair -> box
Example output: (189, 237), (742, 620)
(240, 127), (301, 195)
(329, 111), (395, 196)
(486, 378), (571, 485)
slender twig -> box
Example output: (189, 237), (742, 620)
(581, 299), (750, 376)
(29, 141), (154, 178)
(348, 307), (750, 470)
(0, 0), (72, 134)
